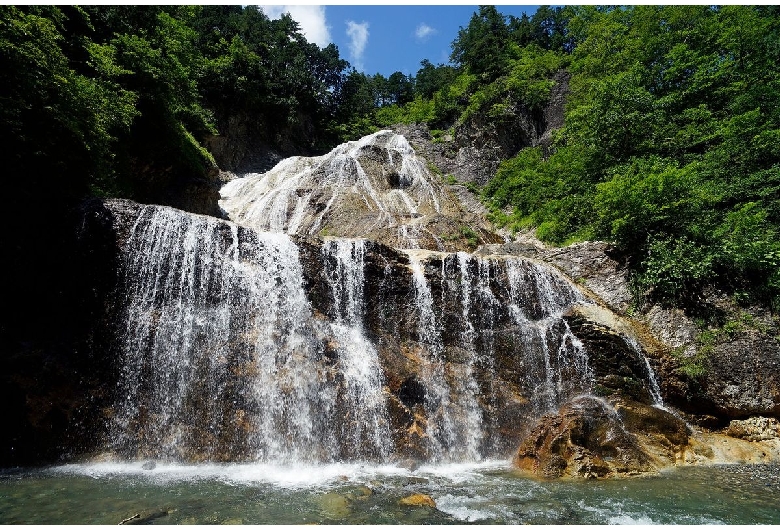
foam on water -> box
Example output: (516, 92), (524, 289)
(53, 459), (510, 490)
(13, 462), (775, 524)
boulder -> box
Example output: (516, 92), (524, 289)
(727, 417), (780, 442)
(513, 396), (657, 478)
(399, 493), (436, 508)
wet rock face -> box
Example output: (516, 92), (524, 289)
(218, 130), (501, 252)
(648, 311), (780, 424)
(563, 305), (658, 404)
(72, 199), (672, 464)
(513, 397), (657, 478)
(490, 232), (780, 429)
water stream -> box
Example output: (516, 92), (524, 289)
(1, 462), (778, 524)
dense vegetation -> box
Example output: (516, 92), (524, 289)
(0, 5), (352, 348)
(2, 5), (779, 313)
(480, 6), (780, 311)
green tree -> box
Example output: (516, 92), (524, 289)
(451, 5), (511, 81)
(387, 71), (414, 106)
(414, 59), (457, 99)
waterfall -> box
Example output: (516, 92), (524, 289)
(505, 258), (592, 413)
(106, 132), (667, 466)
(321, 238), (391, 460)
(112, 207), (389, 462)
(400, 250), (595, 462)
(407, 252), (461, 461)
(219, 130), (449, 249)
(623, 334), (665, 407)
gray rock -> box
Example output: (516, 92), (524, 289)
(728, 417), (780, 441)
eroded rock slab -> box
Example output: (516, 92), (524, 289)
(513, 396), (657, 478)
(219, 130), (501, 252)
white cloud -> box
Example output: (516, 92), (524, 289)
(415, 23), (437, 42)
(346, 20), (369, 71)
(259, 5), (331, 47)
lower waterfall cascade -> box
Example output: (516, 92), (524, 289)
(104, 131), (668, 465)
(108, 200), (663, 464)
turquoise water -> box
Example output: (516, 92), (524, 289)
(1, 460), (778, 524)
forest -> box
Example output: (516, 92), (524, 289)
(1, 5), (779, 315)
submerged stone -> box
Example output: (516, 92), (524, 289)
(315, 493), (351, 519)
(399, 493), (437, 508)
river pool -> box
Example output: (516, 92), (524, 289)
(1, 460), (778, 524)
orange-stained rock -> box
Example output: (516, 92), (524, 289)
(514, 396), (657, 478)
(399, 493), (436, 508)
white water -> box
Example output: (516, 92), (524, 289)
(53, 459), (508, 490)
(407, 252), (461, 460)
(322, 238), (391, 460)
(11, 461), (767, 525)
(505, 257), (592, 413)
(114, 207), (390, 462)
(624, 334), (665, 407)
(219, 130), (450, 249)
(111, 134), (665, 466)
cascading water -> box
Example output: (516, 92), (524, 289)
(108, 131), (666, 466)
(505, 258), (592, 412)
(113, 207), (391, 463)
(218, 130), (453, 250)
(399, 249), (595, 462)
(407, 252), (472, 461)
(624, 334), (665, 407)
(321, 238), (391, 460)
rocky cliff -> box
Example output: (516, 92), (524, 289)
(3, 128), (779, 475)
(218, 130), (501, 252)
(394, 70), (570, 186)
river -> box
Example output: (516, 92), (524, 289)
(1, 460), (778, 524)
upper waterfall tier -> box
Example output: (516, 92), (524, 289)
(219, 130), (501, 251)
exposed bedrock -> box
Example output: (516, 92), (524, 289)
(69, 198), (668, 464)
(6, 127), (779, 473)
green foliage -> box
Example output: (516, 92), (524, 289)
(3, 4), (780, 314)
(460, 225), (479, 249)
(593, 158), (713, 247)
(460, 45), (567, 127)
(2, 5), (355, 200)
(479, 5), (780, 310)
(1, 6), (138, 196)
(632, 237), (715, 303)
(375, 97), (435, 127)
(431, 72), (476, 125)
(415, 59), (458, 99)
(484, 144), (592, 244)
(671, 346), (708, 379)
(451, 6), (512, 81)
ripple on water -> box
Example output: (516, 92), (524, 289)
(1, 461), (778, 524)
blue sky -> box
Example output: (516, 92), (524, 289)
(260, 5), (540, 77)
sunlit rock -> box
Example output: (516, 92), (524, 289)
(399, 493), (437, 508)
(219, 130), (500, 251)
(513, 396), (657, 478)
